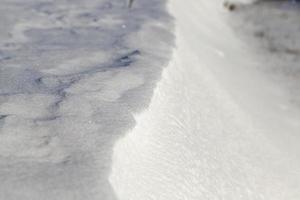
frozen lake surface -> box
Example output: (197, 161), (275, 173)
(0, 0), (173, 199)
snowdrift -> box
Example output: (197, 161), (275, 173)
(110, 1), (300, 199)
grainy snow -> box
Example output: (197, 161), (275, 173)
(0, 0), (299, 199)
(110, 1), (300, 199)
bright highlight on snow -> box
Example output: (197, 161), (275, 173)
(110, 0), (300, 200)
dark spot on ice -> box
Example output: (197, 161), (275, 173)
(0, 115), (7, 128)
(254, 31), (265, 38)
(78, 13), (93, 18)
(224, 1), (237, 11)
(0, 52), (11, 61)
(35, 77), (44, 84)
(69, 29), (78, 36)
(0, 115), (7, 120)
(56, 15), (65, 21)
(34, 115), (60, 123)
(113, 50), (141, 67)
(2, 56), (11, 61)
(285, 48), (300, 55)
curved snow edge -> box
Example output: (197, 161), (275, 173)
(110, 1), (300, 200)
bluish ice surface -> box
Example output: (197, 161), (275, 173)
(0, 0), (174, 199)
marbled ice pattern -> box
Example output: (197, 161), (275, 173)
(0, 0), (174, 199)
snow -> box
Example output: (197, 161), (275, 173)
(0, 0), (173, 199)
(0, 0), (299, 199)
(110, 0), (300, 199)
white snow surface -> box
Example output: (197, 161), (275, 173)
(110, 0), (300, 200)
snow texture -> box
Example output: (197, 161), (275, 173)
(0, 0), (174, 199)
(110, 0), (300, 200)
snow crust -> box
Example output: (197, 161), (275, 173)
(110, 0), (300, 199)
(0, 0), (173, 199)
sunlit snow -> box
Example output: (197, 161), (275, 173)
(0, 0), (299, 200)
